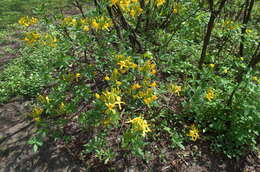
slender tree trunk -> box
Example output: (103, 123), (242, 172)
(198, 13), (216, 69)
(239, 0), (255, 57)
(198, 0), (227, 70)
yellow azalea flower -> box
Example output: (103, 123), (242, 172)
(137, 91), (146, 98)
(187, 124), (199, 141)
(209, 64), (215, 68)
(240, 57), (244, 61)
(116, 81), (122, 86)
(224, 68), (228, 74)
(102, 22), (110, 30)
(105, 103), (116, 114)
(38, 95), (51, 103)
(34, 117), (41, 122)
(59, 102), (65, 112)
(75, 73), (80, 82)
(170, 84), (182, 96)
(137, 7), (143, 16)
(172, 8), (178, 14)
(92, 19), (99, 30)
(130, 63), (137, 69)
(95, 93), (101, 99)
(110, 0), (119, 5)
(80, 18), (87, 24)
(18, 17), (29, 27)
(204, 88), (215, 101)
(130, 9), (136, 17)
(23, 32), (41, 44)
(150, 69), (157, 75)
(83, 25), (90, 31)
(127, 116), (151, 136)
(246, 29), (252, 33)
(252, 76), (258, 81)
(71, 19), (77, 26)
(143, 97), (152, 105)
(151, 63), (156, 69)
(102, 117), (113, 125)
(32, 107), (43, 116)
(63, 16), (77, 26)
(32, 32), (40, 39)
(150, 82), (157, 88)
(151, 95), (158, 101)
(144, 95), (157, 105)
(31, 17), (38, 24)
(117, 60), (128, 69)
(114, 96), (125, 110)
(18, 16), (38, 27)
(45, 96), (50, 104)
(112, 69), (120, 79)
(131, 83), (141, 90)
(104, 75), (110, 81)
(156, 0), (165, 6)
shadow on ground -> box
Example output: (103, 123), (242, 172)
(0, 99), (85, 172)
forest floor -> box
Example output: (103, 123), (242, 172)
(0, 30), (85, 172)
(0, 27), (259, 172)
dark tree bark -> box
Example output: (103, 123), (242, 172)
(198, 0), (227, 70)
(239, 0), (255, 57)
(198, 13), (216, 69)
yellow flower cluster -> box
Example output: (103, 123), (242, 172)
(155, 0), (165, 7)
(37, 95), (50, 104)
(252, 76), (258, 81)
(170, 84), (182, 96)
(23, 32), (41, 44)
(32, 107), (43, 122)
(62, 72), (81, 82)
(187, 124), (199, 141)
(59, 102), (65, 112)
(63, 16), (77, 26)
(18, 16), (38, 27)
(204, 88), (215, 101)
(110, 0), (144, 17)
(96, 87), (125, 115)
(128, 116), (151, 136)
(223, 68), (228, 74)
(116, 55), (137, 74)
(252, 76), (260, 84)
(209, 63), (215, 68)
(80, 16), (113, 31)
(131, 79), (158, 105)
(126, 58), (158, 105)
(75, 73), (81, 82)
(138, 59), (157, 75)
(172, 8), (178, 14)
(96, 53), (158, 126)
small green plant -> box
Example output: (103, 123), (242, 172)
(82, 133), (115, 164)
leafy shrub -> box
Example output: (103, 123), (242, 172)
(4, 0), (258, 164)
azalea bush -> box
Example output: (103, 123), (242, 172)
(9, 0), (259, 165)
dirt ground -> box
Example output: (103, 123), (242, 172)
(0, 33), (259, 172)
(0, 36), (85, 172)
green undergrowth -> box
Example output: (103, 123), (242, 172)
(0, 45), (62, 103)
